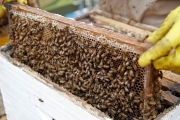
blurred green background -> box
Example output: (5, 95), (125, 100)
(38, 0), (79, 16)
(38, 0), (98, 18)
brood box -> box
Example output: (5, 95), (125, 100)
(0, 3), (167, 120)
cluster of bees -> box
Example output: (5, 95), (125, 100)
(10, 13), (162, 120)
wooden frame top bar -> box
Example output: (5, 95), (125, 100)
(7, 3), (153, 54)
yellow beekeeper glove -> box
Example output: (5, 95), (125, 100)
(0, 0), (27, 18)
(138, 6), (180, 73)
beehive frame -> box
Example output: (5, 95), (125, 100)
(6, 3), (161, 120)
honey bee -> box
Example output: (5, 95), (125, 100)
(38, 98), (44, 102)
(128, 108), (133, 113)
(132, 64), (138, 71)
(127, 66), (132, 70)
(133, 118), (139, 120)
(129, 91), (134, 100)
(147, 94), (153, 99)
(135, 71), (139, 77)
(149, 101), (156, 106)
(59, 79), (66, 84)
(124, 71), (128, 76)
(117, 65), (122, 72)
(144, 112), (151, 118)
(133, 100), (140, 104)
(132, 56), (138, 62)
(138, 117), (143, 120)
(87, 99), (93, 104)
(110, 109), (116, 116)
(121, 113), (127, 119)
(121, 67), (126, 73)
(123, 76), (128, 81)
(114, 56), (122, 61)
(157, 104), (161, 109)
(100, 105), (107, 109)
(58, 71), (65, 76)
(126, 62), (130, 66)
(31, 60), (37, 65)
(145, 104), (151, 112)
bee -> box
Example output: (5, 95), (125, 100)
(107, 72), (113, 78)
(120, 67), (126, 73)
(113, 56), (122, 61)
(146, 93), (153, 98)
(123, 76), (128, 81)
(157, 104), (161, 109)
(106, 101), (111, 106)
(119, 89), (125, 96)
(158, 70), (163, 79)
(127, 75), (133, 81)
(100, 105), (107, 109)
(58, 71), (65, 76)
(144, 112), (151, 118)
(109, 61), (114, 67)
(132, 56), (138, 62)
(124, 71), (128, 76)
(135, 71), (139, 77)
(59, 79), (66, 84)
(134, 96), (141, 100)
(121, 113), (127, 119)
(129, 70), (134, 77)
(133, 118), (139, 120)
(132, 64), (138, 71)
(38, 98), (44, 102)
(133, 100), (140, 104)
(101, 53), (107, 58)
(126, 62), (130, 66)
(149, 101), (156, 106)
(138, 117), (143, 120)
(145, 104), (151, 111)
(102, 65), (109, 69)
(87, 99), (93, 104)
(38, 23), (44, 30)
(117, 65), (122, 72)
(127, 66), (132, 70)
(129, 91), (134, 100)
(128, 108), (133, 113)
(31, 60), (37, 65)
(110, 109), (116, 116)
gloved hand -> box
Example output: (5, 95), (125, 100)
(138, 6), (180, 73)
(0, 0), (27, 18)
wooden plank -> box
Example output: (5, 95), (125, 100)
(161, 78), (175, 89)
(89, 14), (151, 40)
(161, 78), (180, 95)
(91, 10), (157, 32)
(161, 91), (180, 105)
(162, 70), (180, 84)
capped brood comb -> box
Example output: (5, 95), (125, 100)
(7, 3), (162, 120)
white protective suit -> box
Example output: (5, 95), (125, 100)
(99, 0), (180, 27)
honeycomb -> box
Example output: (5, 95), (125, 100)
(8, 4), (162, 120)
